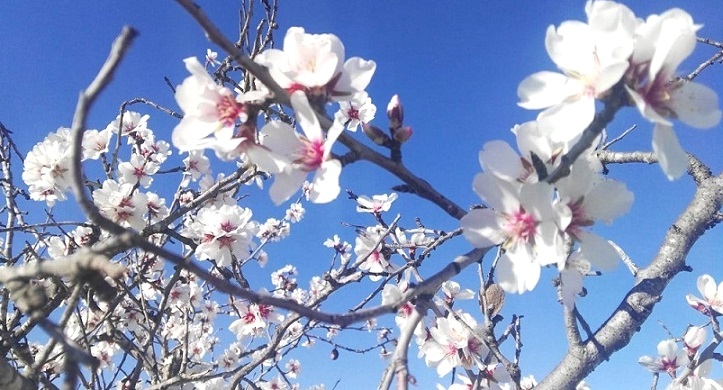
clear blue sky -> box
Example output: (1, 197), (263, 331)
(1, 1), (723, 388)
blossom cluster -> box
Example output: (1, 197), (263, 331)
(14, 0), (723, 388)
(518, 1), (720, 180)
(462, 0), (722, 304)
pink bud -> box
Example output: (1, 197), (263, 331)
(684, 326), (707, 355)
(387, 94), (403, 129)
(393, 126), (412, 143)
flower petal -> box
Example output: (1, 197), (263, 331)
(309, 159), (342, 203)
(652, 124), (688, 180)
(670, 82), (722, 129)
(461, 208), (505, 248)
(517, 71), (570, 110)
(269, 170), (307, 205)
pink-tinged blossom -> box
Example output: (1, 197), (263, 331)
(439, 281), (475, 305)
(518, 1), (637, 143)
(285, 359), (301, 379)
(382, 284), (415, 329)
(334, 94), (376, 131)
(639, 339), (689, 377)
(93, 180), (148, 230)
(387, 94), (404, 129)
(183, 150), (211, 181)
(172, 57), (271, 162)
(421, 311), (488, 377)
(256, 27), (376, 100)
(257, 218), (291, 242)
(356, 192), (398, 214)
(323, 234), (352, 263)
(145, 192), (169, 224)
(626, 8), (721, 180)
(479, 120), (604, 189)
(118, 154), (160, 188)
(22, 128), (74, 206)
(461, 172), (567, 293)
(259, 92), (343, 204)
(479, 362), (513, 389)
(187, 204), (255, 267)
(90, 341), (120, 371)
(355, 226), (394, 281)
(105, 111), (149, 136)
(81, 128), (112, 160)
(686, 274), (723, 316)
(285, 202), (305, 223)
(229, 301), (283, 339)
(556, 161), (633, 270)
(205, 48), (220, 68)
(683, 326), (707, 356)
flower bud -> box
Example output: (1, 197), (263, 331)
(362, 123), (390, 145)
(683, 326), (707, 355)
(386, 94), (403, 130)
(392, 126), (412, 143)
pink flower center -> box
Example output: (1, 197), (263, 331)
(628, 61), (676, 118)
(295, 137), (325, 172)
(242, 311), (257, 324)
(504, 208), (537, 244)
(661, 358), (679, 376)
(216, 95), (244, 127)
(347, 106), (360, 120)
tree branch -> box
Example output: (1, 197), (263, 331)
(537, 173), (723, 389)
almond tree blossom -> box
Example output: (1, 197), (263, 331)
(356, 192), (398, 214)
(323, 234), (352, 263)
(683, 326), (707, 356)
(555, 161), (634, 270)
(517, 0), (637, 143)
(104, 110), (149, 136)
(639, 339), (689, 377)
(81, 128), (112, 160)
(183, 149), (211, 182)
(118, 154), (160, 188)
(334, 93), (376, 131)
(382, 284), (416, 329)
(22, 128), (74, 205)
(185, 204), (255, 267)
(461, 172), (567, 293)
(355, 226), (395, 281)
(229, 301), (284, 339)
(255, 26), (376, 100)
(92, 179), (148, 230)
(686, 274), (723, 316)
(420, 311), (489, 377)
(259, 92), (343, 204)
(626, 8), (722, 179)
(205, 48), (220, 68)
(172, 56), (272, 162)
